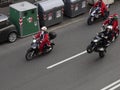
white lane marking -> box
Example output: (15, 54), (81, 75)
(109, 83), (120, 90)
(101, 79), (120, 90)
(47, 50), (87, 69)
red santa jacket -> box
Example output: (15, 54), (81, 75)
(103, 19), (118, 30)
(34, 31), (49, 43)
(93, 1), (107, 13)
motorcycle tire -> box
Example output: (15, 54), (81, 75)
(99, 51), (105, 58)
(115, 30), (119, 39)
(87, 16), (93, 25)
(103, 11), (109, 20)
(43, 44), (53, 54)
(25, 48), (35, 61)
(87, 44), (93, 53)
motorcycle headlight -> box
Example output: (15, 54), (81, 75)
(94, 39), (98, 42)
(33, 39), (36, 43)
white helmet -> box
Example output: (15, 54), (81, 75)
(41, 26), (47, 31)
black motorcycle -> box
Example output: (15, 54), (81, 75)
(87, 5), (109, 25)
(87, 32), (108, 58)
(25, 31), (56, 61)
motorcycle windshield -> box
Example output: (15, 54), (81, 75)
(91, 7), (100, 16)
(94, 36), (101, 41)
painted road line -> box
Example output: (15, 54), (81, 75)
(109, 83), (120, 90)
(47, 50), (87, 69)
(101, 79), (120, 90)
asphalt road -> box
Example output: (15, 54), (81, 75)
(0, 2), (120, 90)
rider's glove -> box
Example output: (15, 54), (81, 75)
(40, 41), (42, 44)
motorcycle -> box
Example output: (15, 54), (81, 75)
(25, 31), (56, 61)
(87, 32), (108, 58)
(87, 5), (110, 25)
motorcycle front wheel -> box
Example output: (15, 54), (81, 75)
(25, 48), (35, 61)
(87, 44), (93, 53)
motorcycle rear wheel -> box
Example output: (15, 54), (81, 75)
(87, 16), (93, 25)
(115, 30), (119, 39)
(103, 11), (109, 20)
(43, 45), (53, 54)
(99, 51), (105, 58)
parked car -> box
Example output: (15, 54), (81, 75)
(0, 13), (18, 43)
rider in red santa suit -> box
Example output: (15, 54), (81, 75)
(93, 0), (107, 16)
(103, 14), (119, 33)
(34, 26), (51, 53)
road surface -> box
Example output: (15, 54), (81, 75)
(0, 2), (120, 90)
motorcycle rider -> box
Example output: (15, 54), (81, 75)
(93, 0), (108, 17)
(34, 26), (51, 53)
(99, 25), (113, 47)
(103, 14), (119, 35)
